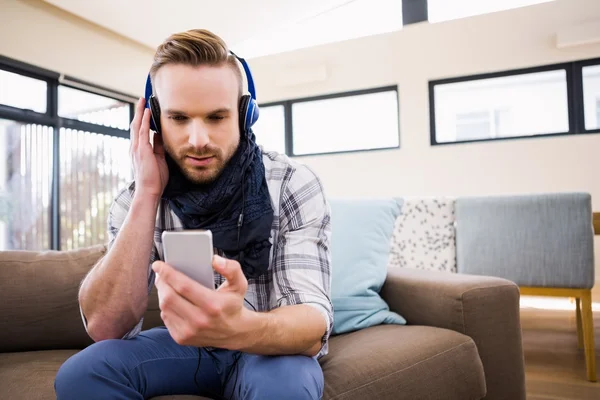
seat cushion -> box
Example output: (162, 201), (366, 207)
(0, 350), (80, 400)
(0, 326), (486, 400)
(0, 349), (211, 400)
(320, 325), (486, 400)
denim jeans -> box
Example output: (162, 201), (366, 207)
(54, 326), (324, 400)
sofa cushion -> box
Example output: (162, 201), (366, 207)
(1, 326), (486, 400)
(455, 192), (595, 288)
(0, 350), (211, 400)
(388, 197), (457, 273)
(320, 325), (486, 400)
(0, 350), (80, 400)
(329, 198), (406, 335)
(0, 245), (105, 352)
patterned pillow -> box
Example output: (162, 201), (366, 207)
(388, 198), (457, 273)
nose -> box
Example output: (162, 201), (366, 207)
(187, 120), (210, 149)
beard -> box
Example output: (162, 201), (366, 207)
(164, 139), (239, 186)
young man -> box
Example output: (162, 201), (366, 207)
(54, 29), (333, 400)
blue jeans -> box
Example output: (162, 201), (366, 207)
(54, 326), (324, 400)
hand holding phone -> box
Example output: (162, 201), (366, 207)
(161, 230), (216, 290)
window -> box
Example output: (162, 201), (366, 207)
(428, 0), (554, 23)
(58, 86), (131, 130)
(597, 99), (600, 130)
(0, 120), (53, 250)
(0, 56), (134, 251)
(252, 104), (286, 154)
(291, 87), (399, 156)
(582, 65), (600, 131)
(455, 109), (511, 141)
(0, 69), (47, 113)
(430, 67), (571, 144)
(59, 129), (131, 251)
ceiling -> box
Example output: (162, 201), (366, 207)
(42, 0), (554, 59)
(43, 0), (395, 58)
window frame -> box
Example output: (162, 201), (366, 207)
(0, 54), (135, 250)
(428, 56), (600, 146)
(576, 57), (600, 135)
(260, 85), (400, 157)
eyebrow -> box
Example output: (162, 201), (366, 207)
(165, 107), (231, 115)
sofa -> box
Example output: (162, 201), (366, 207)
(0, 194), (533, 400)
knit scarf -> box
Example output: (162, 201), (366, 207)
(161, 128), (273, 279)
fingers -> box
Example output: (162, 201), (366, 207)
(160, 303), (193, 345)
(156, 272), (203, 324)
(155, 276), (188, 320)
(213, 255), (247, 295)
(152, 261), (217, 311)
(130, 98), (145, 149)
(138, 108), (151, 148)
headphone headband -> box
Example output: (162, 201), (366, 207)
(230, 51), (257, 100)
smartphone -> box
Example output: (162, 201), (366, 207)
(161, 229), (215, 290)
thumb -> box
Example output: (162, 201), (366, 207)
(213, 255), (247, 293)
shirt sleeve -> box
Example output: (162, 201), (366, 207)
(79, 182), (157, 340)
(271, 164), (333, 358)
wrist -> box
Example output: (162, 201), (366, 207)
(132, 190), (161, 208)
(233, 307), (271, 351)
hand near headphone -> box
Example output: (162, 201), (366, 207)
(130, 97), (169, 200)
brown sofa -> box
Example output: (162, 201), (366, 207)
(0, 244), (526, 400)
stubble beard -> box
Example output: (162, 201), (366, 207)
(165, 140), (239, 186)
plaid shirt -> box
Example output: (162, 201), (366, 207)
(99, 150), (333, 358)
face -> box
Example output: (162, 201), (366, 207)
(153, 63), (240, 185)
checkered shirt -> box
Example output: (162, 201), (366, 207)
(100, 150), (333, 358)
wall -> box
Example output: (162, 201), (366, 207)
(247, 0), (600, 290)
(0, 0), (154, 96)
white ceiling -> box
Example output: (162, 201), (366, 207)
(42, 0), (374, 56)
(42, 0), (555, 59)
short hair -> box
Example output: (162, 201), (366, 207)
(149, 29), (243, 98)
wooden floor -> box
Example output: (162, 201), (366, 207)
(521, 303), (600, 399)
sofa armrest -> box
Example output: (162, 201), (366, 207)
(380, 268), (526, 400)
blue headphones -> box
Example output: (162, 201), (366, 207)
(144, 51), (259, 135)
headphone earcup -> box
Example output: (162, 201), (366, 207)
(246, 98), (259, 129)
(149, 96), (161, 134)
(239, 95), (260, 133)
(238, 95), (250, 132)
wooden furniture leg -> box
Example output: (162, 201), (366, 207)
(580, 290), (597, 382)
(521, 287), (597, 382)
(576, 297), (584, 350)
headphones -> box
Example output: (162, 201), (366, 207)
(143, 51), (259, 135)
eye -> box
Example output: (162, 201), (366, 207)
(208, 115), (225, 121)
(169, 115), (188, 122)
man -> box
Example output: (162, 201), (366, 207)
(54, 28), (333, 400)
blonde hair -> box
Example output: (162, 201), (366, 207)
(149, 29), (243, 98)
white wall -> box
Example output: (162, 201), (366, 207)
(247, 0), (600, 290)
(0, 0), (154, 96)
(1, 0), (599, 291)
